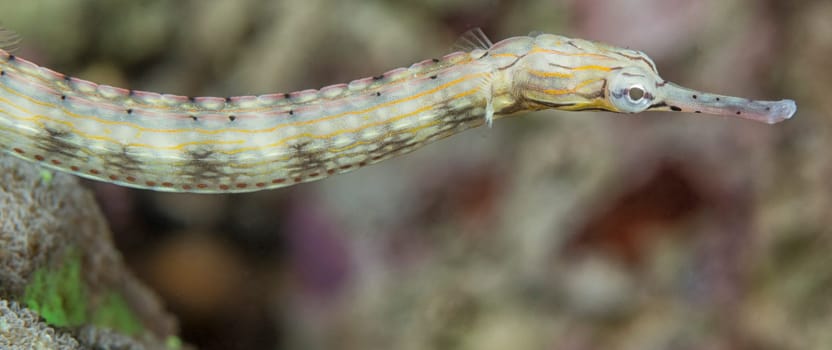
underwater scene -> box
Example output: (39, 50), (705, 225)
(0, 1), (830, 349)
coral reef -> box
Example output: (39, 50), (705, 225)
(0, 154), (182, 349)
(0, 300), (81, 350)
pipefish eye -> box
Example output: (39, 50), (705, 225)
(627, 85), (645, 102)
(609, 69), (655, 113)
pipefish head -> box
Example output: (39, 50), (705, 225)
(516, 35), (796, 123)
(606, 65), (796, 124)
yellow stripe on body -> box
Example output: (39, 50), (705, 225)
(529, 47), (617, 60)
(0, 70), (486, 136)
(0, 84), (481, 154)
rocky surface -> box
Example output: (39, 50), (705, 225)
(0, 154), (182, 349)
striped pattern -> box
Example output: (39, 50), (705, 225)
(0, 31), (794, 193)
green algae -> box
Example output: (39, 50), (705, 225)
(165, 335), (183, 349)
(92, 291), (143, 335)
(23, 251), (86, 328)
(23, 249), (143, 335)
(38, 169), (53, 185)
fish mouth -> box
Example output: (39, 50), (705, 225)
(649, 82), (796, 124)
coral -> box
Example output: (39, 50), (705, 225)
(0, 300), (82, 350)
(0, 154), (183, 349)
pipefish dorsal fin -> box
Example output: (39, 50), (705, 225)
(0, 26), (22, 53)
(453, 27), (493, 52)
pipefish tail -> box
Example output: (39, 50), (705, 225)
(0, 28), (796, 193)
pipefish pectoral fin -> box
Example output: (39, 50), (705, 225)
(649, 82), (797, 124)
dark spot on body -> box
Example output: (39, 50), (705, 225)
(36, 127), (83, 160)
(376, 92), (381, 97)
(126, 108), (133, 115)
(229, 115), (236, 122)
(695, 111), (702, 113)
(599, 79), (609, 99)
(429, 98), (488, 136)
(648, 102), (668, 109)
(190, 115), (198, 121)
(670, 106), (682, 112)
(736, 111), (741, 115)
(7, 55), (15, 61)
(284, 93), (291, 99)
(184, 148), (226, 181)
(364, 128), (420, 161)
(188, 96), (196, 103)
(225, 96), (232, 103)
(765, 107), (771, 111)
(286, 141), (327, 179)
(102, 146), (144, 174)
(432, 58), (440, 63)
(716, 97), (721, 102)
(373, 75), (384, 80)
(430, 75), (438, 79)
(289, 110), (294, 116)
(60, 95), (67, 101)
(692, 95), (697, 99)
(573, 107), (612, 112)
(0, 70), (5, 76)
(534, 101), (577, 109)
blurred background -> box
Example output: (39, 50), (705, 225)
(1, 0), (830, 349)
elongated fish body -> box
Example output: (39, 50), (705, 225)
(0, 30), (795, 193)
